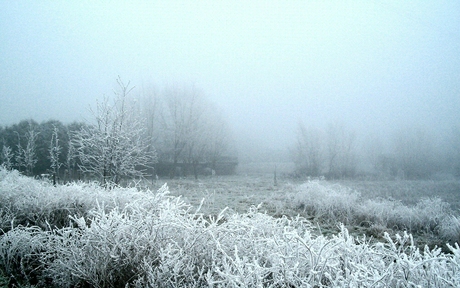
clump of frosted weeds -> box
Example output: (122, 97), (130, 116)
(0, 226), (47, 285)
(292, 180), (460, 242)
(293, 181), (360, 223)
(440, 215), (460, 244)
(42, 183), (177, 287)
(0, 167), (152, 233)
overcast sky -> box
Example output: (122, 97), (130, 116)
(1, 1), (459, 151)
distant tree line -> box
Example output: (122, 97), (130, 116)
(291, 121), (357, 179)
(135, 83), (236, 179)
(0, 79), (236, 184)
(292, 121), (460, 180)
(0, 119), (83, 179)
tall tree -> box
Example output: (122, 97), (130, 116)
(23, 122), (39, 176)
(205, 107), (233, 173)
(49, 125), (62, 185)
(1, 145), (13, 170)
(14, 131), (24, 173)
(325, 122), (357, 179)
(34, 120), (68, 175)
(74, 77), (156, 185)
(292, 122), (324, 177)
(392, 127), (435, 179)
(158, 86), (206, 178)
(65, 131), (77, 181)
(136, 87), (162, 178)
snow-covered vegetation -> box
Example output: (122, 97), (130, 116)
(1, 168), (460, 287)
(291, 181), (460, 244)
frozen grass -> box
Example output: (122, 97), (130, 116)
(1, 169), (460, 287)
(149, 176), (460, 248)
(156, 176), (460, 241)
(335, 179), (460, 211)
(161, 175), (295, 216)
(292, 181), (460, 246)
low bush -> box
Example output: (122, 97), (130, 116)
(292, 181), (460, 243)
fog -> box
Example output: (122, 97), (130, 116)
(1, 1), (459, 163)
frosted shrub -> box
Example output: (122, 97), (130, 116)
(0, 169), (89, 232)
(293, 181), (360, 224)
(0, 167), (151, 233)
(293, 180), (460, 241)
(0, 226), (47, 285)
(440, 216), (460, 243)
(43, 184), (181, 287)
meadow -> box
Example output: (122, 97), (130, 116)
(1, 167), (460, 287)
(160, 172), (460, 250)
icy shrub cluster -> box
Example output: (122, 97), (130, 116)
(292, 182), (360, 224)
(0, 168), (142, 233)
(1, 169), (460, 287)
(293, 181), (460, 242)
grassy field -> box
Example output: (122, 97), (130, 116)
(150, 173), (460, 251)
(334, 179), (460, 211)
(156, 174), (460, 214)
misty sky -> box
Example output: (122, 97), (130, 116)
(1, 1), (459, 151)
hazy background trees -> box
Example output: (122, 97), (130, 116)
(325, 122), (357, 179)
(0, 120), (79, 177)
(448, 125), (460, 178)
(292, 121), (357, 179)
(1, 113), (459, 181)
(391, 128), (436, 179)
(1, 78), (458, 182)
(291, 123), (324, 177)
(139, 85), (235, 179)
(292, 120), (459, 180)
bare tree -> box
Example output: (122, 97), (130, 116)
(392, 127), (435, 179)
(23, 122), (39, 176)
(205, 109), (233, 173)
(292, 122), (324, 177)
(185, 127), (208, 179)
(49, 125), (62, 185)
(14, 131), (24, 173)
(74, 77), (156, 185)
(136, 87), (162, 178)
(1, 145), (13, 170)
(65, 132), (77, 181)
(137, 84), (234, 179)
(158, 86), (207, 178)
(325, 122), (357, 179)
(183, 102), (231, 179)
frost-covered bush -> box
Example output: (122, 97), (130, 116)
(441, 216), (460, 244)
(41, 184), (178, 287)
(0, 168), (147, 233)
(0, 226), (47, 285)
(292, 180), (460, 242)
(0, 168), (86, 232)
(1, 169), (460, 287)
(293, 182), (360, 224)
